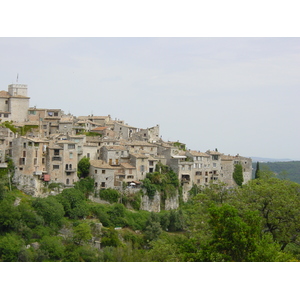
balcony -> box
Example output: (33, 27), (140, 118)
(52, 156), (62, 161)
(181, 174), (190, 183)
(65, 168), (77, 173)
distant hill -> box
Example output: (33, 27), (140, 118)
(252, 161), (300, 184)
(251, 157), (293, 163)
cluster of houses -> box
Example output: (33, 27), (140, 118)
(0, 83), (252, 201)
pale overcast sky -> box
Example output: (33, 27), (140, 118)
(1, 37), (299, 160)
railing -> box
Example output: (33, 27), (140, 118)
(65, 168), (77, 173)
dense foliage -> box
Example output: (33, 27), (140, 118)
(1, 167), (300, 261)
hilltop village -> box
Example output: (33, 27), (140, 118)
(0, 83), (252, 204)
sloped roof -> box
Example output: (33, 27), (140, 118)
(120, 163), (135, 169)
(90, 159), (119, 170)
(91, 126), (107, 131)
(188, 150), (210, 157)
(0, 91), (9, 98)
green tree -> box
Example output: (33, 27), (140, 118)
(233, 163), (244, 186)
(56, 188), (89, 219)
(40, 236), (65, 261)
(32, 197), (65, 228)
(74, 177), (95, 198)
(99, 188), (120, 203)
(73, 223), (92, 245)
(0, 233), (25, 262)
(0, 198), (21, 232)
(233, 177), (300, 251)
(144, 212), (162, 242)
(77, 157), (90, 178)
(201, 204), (269, 261)
(255, 161), (260, 179)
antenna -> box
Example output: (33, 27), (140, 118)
(16, 73), (19, 83)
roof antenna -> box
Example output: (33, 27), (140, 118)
(16, 73), (19, 83)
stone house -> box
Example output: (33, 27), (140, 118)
(132, 125), (160, 143)
(90, 159), (116, 190)
(49, 140), (79, 187)
(12, 136), (49, 195)
(100, 145), (129, 165)
(114, 122), (138, 139)
(220, 154), (252, 186)
(0, 84), (30, 122)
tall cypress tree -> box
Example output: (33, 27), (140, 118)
(255, 162), (260, 179)
(233, 163), (244, 187)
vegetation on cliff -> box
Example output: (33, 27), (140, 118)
(1, 166), (300, 262)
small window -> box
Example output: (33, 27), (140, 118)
(4, 114), (8, 118)
(95, 170), (98, 174)
(54, 149), (60, 155)
(53, 165), (59, 170)
(102, 170), (105, 174)
(101, 182), (105, 188)
(68, 144), (75, 149)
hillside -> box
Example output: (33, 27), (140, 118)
(252, 161), (300, 184)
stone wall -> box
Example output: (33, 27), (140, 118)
(140, 190), (179, 212)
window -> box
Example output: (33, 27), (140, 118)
(54, 112), (59, 117)
(87, 153), (90, 158)
(53, 165), (59, 170)
(95, 170), (98, 174)
(54, 149), (60, 155)
(66, 172), (71, 176)
(29, 110), (36, 115)
(19, 158), (25, 165)
(102, 170), (105, 174)
(68, 144), (75, 149)
(69, 152), (73, 159)
(213, 163), (216, 168)
(35, 151), (38, 157)
(66, 179), (70, 185)
(34, 158), (37, 165)
(140, 165), (145, 172)
(42, 158), (45, 164)
(101, 182), (105, 188)
(23, 151), (26, 157)
(23, 143), (26, 148)
(4, 114), (8, 118)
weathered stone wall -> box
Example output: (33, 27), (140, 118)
(140, 190), (179, 212)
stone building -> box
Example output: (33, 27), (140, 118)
(0, 84), (30, 122)
(12, 136), (49, 195)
